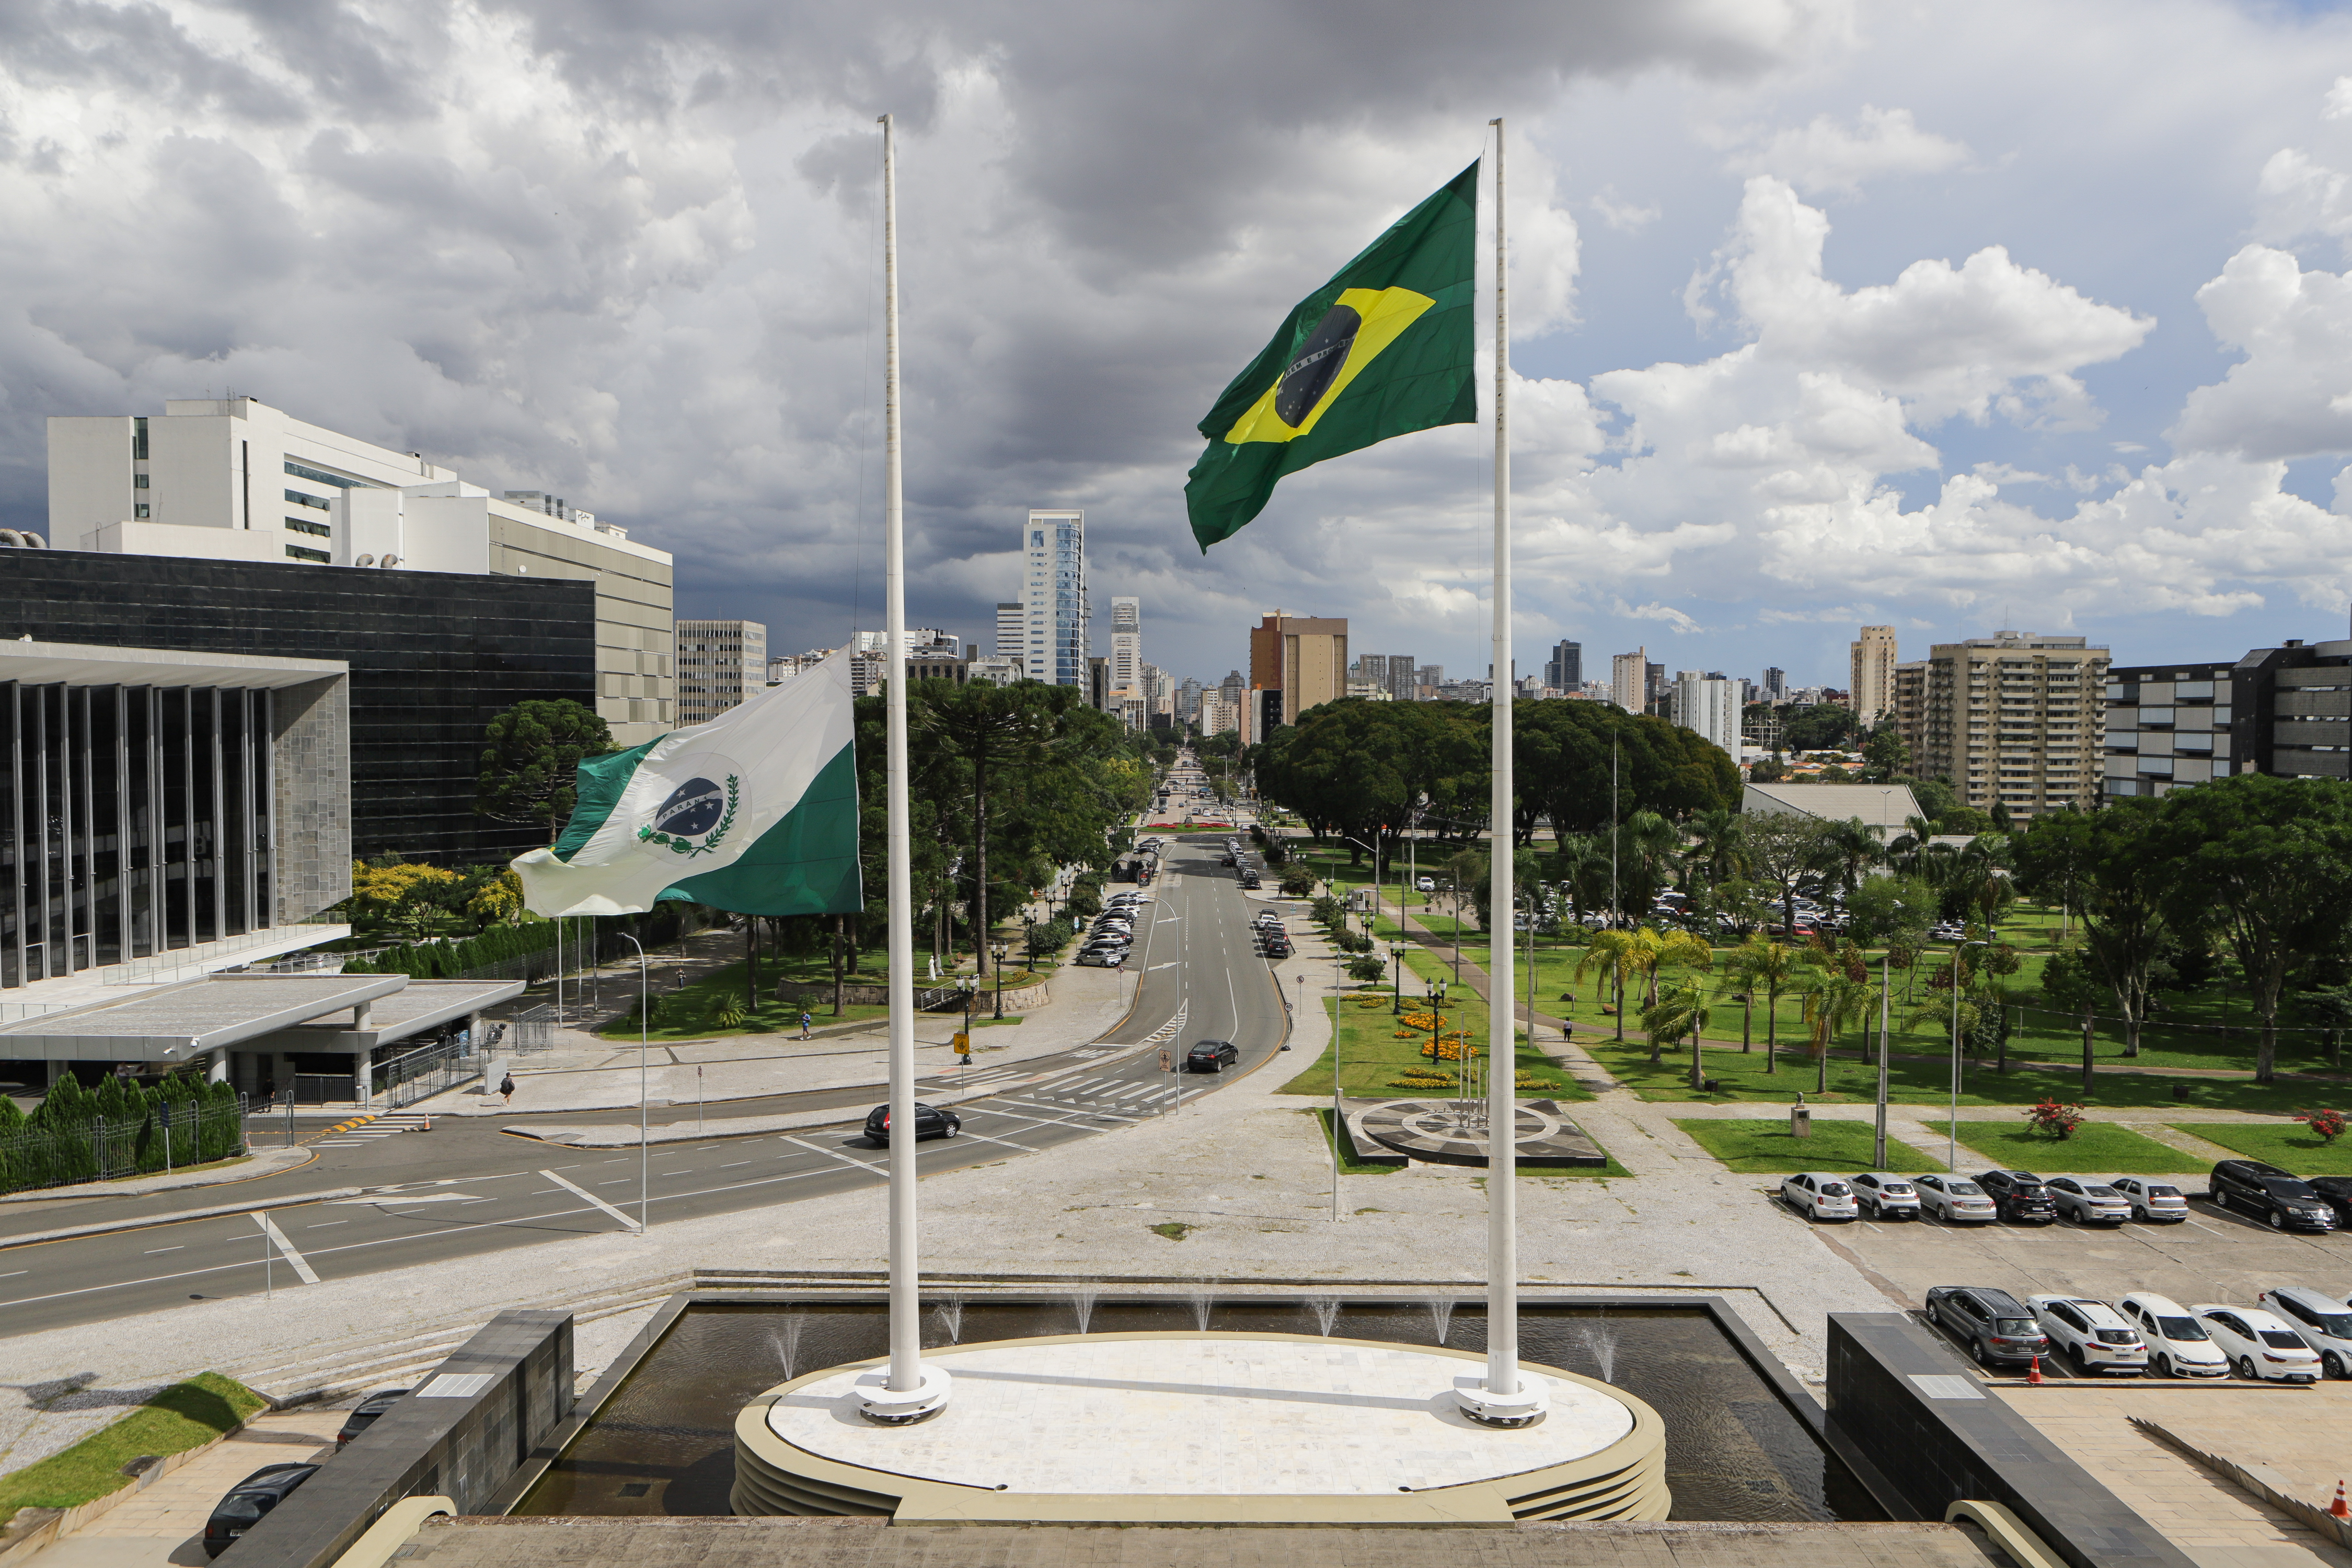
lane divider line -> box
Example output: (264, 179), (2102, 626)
(536, 1169), (643, 1231)
(250, 1212), (321, 1284)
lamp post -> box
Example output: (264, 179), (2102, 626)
(615, 932), (650, 1235)
(1022, 913), (1037, 972)
(992, 941), (1008, 1019)
(1391, 943), (1406, 1014)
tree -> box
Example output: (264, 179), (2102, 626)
(1798, 967), (1877, 1093)
(1844, 872), (1936, 952)
(476, 699), (616, 841)
(1685, 808), (1748, 890)
(1780, 704), (1859, 752)
(1812, 817), (1884, 899)
(1615, 811), (1684, 918)
(1576, 930), (1647, 1043)
(1861, 727), (1911, 783)
(1645, 931), (1714, 1064)
(2038, 948), (2104, 1097)
(1641, 977), (1713, 1089)
(2012, 802), (2174, 1058)
(1745, 812), (1826, 935)
(2147, 776), (2352, 1083)
(920, 682), (1067, 975)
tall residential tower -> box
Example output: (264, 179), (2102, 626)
(1021, 510), (1086, 687)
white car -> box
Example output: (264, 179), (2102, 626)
(1416, 877), (1436, 893)
(2116, 1294), (2230, 1378)
(2194, 1304), (2322, 1383)
(1848, 1172), (1922, 1220)
(2026, 1295), (2149, 1376)
(2257, 1287), (2352, 1379)
(2108, 1177), (2190, 1223)
(1779, 1172), (1860, 1221)
(1913, 1174), (2000, 1223)
(2045, 1177), (2131, 1226)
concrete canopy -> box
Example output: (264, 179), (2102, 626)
(0, 973), (408, 1064)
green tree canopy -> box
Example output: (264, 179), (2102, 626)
(476, 699), (616, 842)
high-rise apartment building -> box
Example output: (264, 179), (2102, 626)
(675, 620), (768, 726)
(1546, 640), (1582, 691)
(1670, 671), (1741, 759)
(48, 397), (673, 746)
(1851, 626), (1898, 725)
(1762, 666), (1788, 703)
(1908, 631), (2107, 818)
(1177, 677), (1203, 725)
(995, 602), (1023, 659)
(1108, 596), (1143, 725)
(1355, 654), (1388, 687)
(1609, 649), (1648, 712)
(1021, 510), (1086, 687)
(1387, 654), (1419, 700)
(1248, 610), (1348, 728)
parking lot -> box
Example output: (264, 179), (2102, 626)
(1808, 1192), (2352, 1377)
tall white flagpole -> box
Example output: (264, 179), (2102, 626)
(863, 112), (949, 1425)
(1460, 115), (1546, 1430)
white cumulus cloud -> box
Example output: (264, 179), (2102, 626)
(1721, 105), (1971, 197)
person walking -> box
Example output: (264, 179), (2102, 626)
(499, 1073), (516, 1105)
(799, 1011), (813, 1041)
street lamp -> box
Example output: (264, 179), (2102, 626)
(992, 941), (1009, 1019)
(1390, 943), (1406, 1014)
(1022, 913), (1037, 971)
(614, 932), (650, 1235)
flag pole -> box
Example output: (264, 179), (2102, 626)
(1460, 114), (1545, 1429)
(862, 111), (949, 1426)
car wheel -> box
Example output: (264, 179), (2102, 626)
(2269, 1207), (2287, 1230)
(946, 1123), (960, 1138)
(2157, 1354), (2174, 1379)
(2071, 1344), (2091, 1375)
(1973, 1340), (1992, 1368)
(2326, 1352), (2346, 1381)
(2238, 1356), (2260, 1381)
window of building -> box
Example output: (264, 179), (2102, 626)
(284, 489), (331, 511)
(132, 416), (149, 460)
(285, 516), (331, 538)
(283, 460), (367, 490)
(133, 474), (149, 489)
(284, 543), (331, 563)
(133, 503), (149, 518)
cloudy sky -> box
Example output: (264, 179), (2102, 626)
(8, 0), (2352, 689)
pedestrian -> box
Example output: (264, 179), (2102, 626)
(799, 1011), (813, 1041)
(500, 1073), (516, 1105)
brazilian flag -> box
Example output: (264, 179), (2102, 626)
(1185, 163), (1478, 551)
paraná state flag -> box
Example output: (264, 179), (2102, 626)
(1184, 162), (1478, 551)
(511, 647), (862, 918)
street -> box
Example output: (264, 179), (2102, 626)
(0, 834), (1292, 1336)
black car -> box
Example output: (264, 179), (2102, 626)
(204, 1464), (320, 1558)
(2309, 1176), (2352, 1228)
(1239, 872), (1261, 889)
(1974, 1169), (2058, 1224)
(2209, 1158), (2338, 1231)
(862, 1102), (962, 1143)
(1924, 1285), (2050, 1369)
(1185, 1040), (1240, 1073)
(335, 1388), (410, 1448)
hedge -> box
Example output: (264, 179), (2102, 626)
(0, 1074), (246, 1193)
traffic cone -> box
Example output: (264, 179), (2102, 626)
(2027, 1354), (2043, 1386)
(2331, 1481), (2347, 1520)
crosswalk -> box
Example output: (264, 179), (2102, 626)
(311, 1114), (433, 1148)
(1014, 1071), (1184, 1116)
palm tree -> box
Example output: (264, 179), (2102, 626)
(1686, 808), (1749, 891)
(1814, 816), (1884, 900)
(1642, 977), (1714, 1089)
(1728, 937), (1802, 1074)
(1799, 969), (1878, 1094)
(1576, 928), (1651, 1043)
(1641, 931), (1714, 1063)
(1620, 810), (1684, 909)
(1553, 833), (1611, 924)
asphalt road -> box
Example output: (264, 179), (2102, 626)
(0, 834), (1295, 1336)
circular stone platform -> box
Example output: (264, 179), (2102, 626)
(733, 1331), (1668, 1523)
(1347, 1098), (1606, 1167)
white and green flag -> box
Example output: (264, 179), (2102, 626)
(512, 648), (862, 918)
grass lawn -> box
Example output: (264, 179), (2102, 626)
(1918, 1119), (2208, 1174)
(1671, 1117), (1946, 1174)
(1278, 946), (1587, 1102)
(2171, 1123), (2352, 1175)
(0, 1374), (265, 1526)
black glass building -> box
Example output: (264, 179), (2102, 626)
(0, 552), (596, 864)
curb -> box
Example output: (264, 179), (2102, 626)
(0, 1187), (364, 1250)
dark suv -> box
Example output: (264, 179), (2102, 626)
(1926, 1285), (2050, 1369)
(2210, 1158), (2338, 1231)
(1975, 1170), (2058, 1224)
(204, 1464), (319, 1558)
(335, 1388), (410, 1448)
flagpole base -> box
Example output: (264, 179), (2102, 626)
(856, 1365), (953, 1425)
(1454, 1374), (1549, 1428)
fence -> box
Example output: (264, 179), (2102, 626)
(0, 1095), (249, 1194)
(506, 1006), (566, 1055)
(376, 1036), (485, 1110)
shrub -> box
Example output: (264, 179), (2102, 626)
(2024, 1098), (2086, 1140)
(1310, 895), (1344, 928)
(1346, 954), (1386, 983)
(2296, 1108), (2348, 1144)
(709, 995), (748, 1030)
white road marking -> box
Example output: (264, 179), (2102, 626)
(251, 1213), (321, 1285)
(537, 1168), (644, 1231)
(144, 1246), (183, 1255)
(778, 1134), (887, 1174)
(305, 1220), (349, 1229)
(986, 1094), (1145, 1125)
(951, 1127), (1039, 1154)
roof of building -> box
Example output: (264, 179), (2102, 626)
(0, 973), (521, 1062)
(1743, 782), (1921, 835)
(0, 639), (346, 689)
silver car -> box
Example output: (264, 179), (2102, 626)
(1848, 1172), (1922, 1220)
(2108, 1177), (2189, 1223)
(2194, 1304), (2321, 1383)
(2258, 1287), (2352, 1379)
(2027, 1294), (2149, 1377)
(1779, 1172), (1860, 1222)
(2046, 1177), (2131, 1225)
(1913, 1174), (2000, 1223)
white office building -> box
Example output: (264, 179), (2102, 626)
(676, 620), (768, 726)
(1108, 595), (1143, 725)
(1670, 671), (1743, 760)
(1022, 511), (1087, 688)
(48, 397), (674, 745)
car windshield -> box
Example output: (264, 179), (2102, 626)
(1994, 1318), (2037, 1336)
(2261, 1331), (2310, 1351)
(2084, 1185), (2119, 1198)
(2094, 1329), (2137, 1345)
(2155, 1317), (2209, 1340)
(2263, 1178), (2319, 1198)
(1947, 1181), (1983, 1196)
(1880, 1183), (1913, 1196)
(1817, 1182), (1850, 1196)
(216, 1496), (270, 1526)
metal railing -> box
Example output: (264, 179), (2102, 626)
(376, 1036), (483, 1110)
(0, 1095), (249, 1194)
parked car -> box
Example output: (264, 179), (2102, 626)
(1913, 1174), (2000, 1223)
(863, 1102), (961, 1143)
(2309, 1177), (2352, 1229)
(1925, 1285), (2048, 1369)
(1976, 1169), (2058, 1224)
(1848, 1172), (1921, 1220)
(1778, 1172), (1859, 1222)
(2116, 1294), (2229, 1378)
(335, 1389), (410, 1448)
(2045, 1177), (2131, 1226)
(204, 1464), (321, 1558)
(1417, 877), (1436, 892)
(2194, 1304), (2322, 1382)
(1185, 1040), (1239, 1073)
(2026, 1295), (2148, 1376)
(2108, 1177), (2190, 1224)
(2257, 1287), (2352, 1378)
(2209, 1159), (2339, 1231)
(1075, 949), (1125, 968)
(1239, 872), (1262, 889)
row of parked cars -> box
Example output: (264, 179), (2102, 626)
(1074, 890), (1151, 968)
(202, 1393), (407, 1555)
(1252, 909), (1292, 960)
(1780, 1160), (2352, 1231)
(1219, 836), (1262, 889)
(1924, 1283), (2352, 1382)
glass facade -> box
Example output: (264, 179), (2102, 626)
(0, 682), (271, 987)
(0, 553), (596, 864)
(1022, 511), (1086, 687)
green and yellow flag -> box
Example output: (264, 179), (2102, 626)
(1185, 163), (1478, 551)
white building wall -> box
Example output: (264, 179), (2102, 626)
(1670, 671), (1742, 758)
